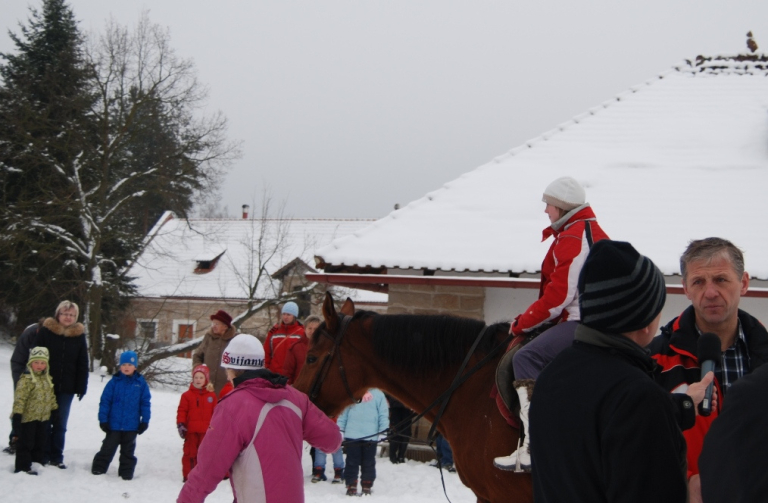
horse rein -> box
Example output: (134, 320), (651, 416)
(307, 313), (360, 405)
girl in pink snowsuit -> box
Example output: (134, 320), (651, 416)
(177, 334), (341, 503)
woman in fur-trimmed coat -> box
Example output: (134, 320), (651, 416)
(33, 300), (89, 468)
(193, 310), (238, 397)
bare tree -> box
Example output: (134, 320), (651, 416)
(132, 192), (321, 378)
(66, 13), (239, 364)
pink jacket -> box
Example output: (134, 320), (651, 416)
(177, 372), (341, 503)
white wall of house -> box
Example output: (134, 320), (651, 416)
(484, 277), (768, 331)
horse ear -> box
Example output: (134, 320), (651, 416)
(340, 297), (355, 316)
(322, 292), (339, 333)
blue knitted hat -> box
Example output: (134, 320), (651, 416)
(281, 302), (299, 318)
(119, 350), (138, 366)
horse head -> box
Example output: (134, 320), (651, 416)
(293, 292), (373, 416)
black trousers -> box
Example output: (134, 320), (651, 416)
(15, 420), (48, 472)
(92, 431), (138, 479)
(344, 439), (377, 485)
(389, 408), (415, 462)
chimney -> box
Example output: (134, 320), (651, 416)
(242, 204), (250, 219)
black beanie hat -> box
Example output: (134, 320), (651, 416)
(578, 240), (666, 334)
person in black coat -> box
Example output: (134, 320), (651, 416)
(531, 241), (710, 503)
(699, 362), (768, 503)
(33, 300), (89, 468)
(385, 394), (415, 464)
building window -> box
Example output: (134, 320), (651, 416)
(194, 250), (226, 274)
(174, 320), (196, 358)
(293, 288), (311, 319)
(136, 319), (158, 340)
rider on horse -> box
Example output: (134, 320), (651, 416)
(494, 176), (609, 471)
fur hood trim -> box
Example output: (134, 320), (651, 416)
(43, 317), (85, 337)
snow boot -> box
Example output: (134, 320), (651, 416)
(311, 466), (327, 483)
(3, 437), (17, 455)
(346, 479), (358, 496)
(332, 468), (344, 484)
(361, 480), (373, 495)
(493, 379), (534, 472)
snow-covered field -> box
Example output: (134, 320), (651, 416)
(0, 341), (475, 502)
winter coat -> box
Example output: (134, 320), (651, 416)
(192, 325), (237, 396)
(34, 317), (89, 396)
(12, 364), (58, 423)
(531, 324), (688, 503)
(514, 204), (608, 334)
(337, 388), (389, 441)
(649, 305), (768, 477)
(279, 335), (308, 384)
(10, 322), (41, 387)
(177, 384), (217, 434)
(263, 321), (305, 375)
(177, 369), (341, 503)
(98, 371), (152, 432)
(219, 381), (234, 398)
(700, 362), (768, 503)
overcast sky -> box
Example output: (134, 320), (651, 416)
(3, 1), (768, 219)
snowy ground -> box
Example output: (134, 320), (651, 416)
(0, 341), (475, 502)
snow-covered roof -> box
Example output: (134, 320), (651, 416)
(316, 52), (768, 280)
(129, 214), (387, 303)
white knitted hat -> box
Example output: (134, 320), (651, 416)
(221, 334), (265, 370)
(542, 176), (586, 211)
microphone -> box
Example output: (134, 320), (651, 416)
(697, 332), (721, 416)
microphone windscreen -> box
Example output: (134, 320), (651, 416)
(697, 332), (721, 362)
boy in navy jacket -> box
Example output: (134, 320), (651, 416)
(91, 351), (151, 480)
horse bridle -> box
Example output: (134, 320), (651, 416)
(307, 313), (361, 405)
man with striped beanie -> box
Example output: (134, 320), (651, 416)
(529, 240), (712, 503)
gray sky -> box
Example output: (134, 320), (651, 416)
(3, 1), (768, 218)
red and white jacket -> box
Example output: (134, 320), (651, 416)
(513, 204), (608, 335)
(263, 321), (305, 375)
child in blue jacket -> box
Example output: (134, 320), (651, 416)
(337, 388), (389, 496)
(91, 351), (151, 480)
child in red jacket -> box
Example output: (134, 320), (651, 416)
(177, 364), (218, 481)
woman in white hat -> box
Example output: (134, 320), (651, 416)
(494, 176), (610, 471)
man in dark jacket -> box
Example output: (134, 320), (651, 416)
(699, 362), (768, 503)
(531, 240), (707, 503)
(649, 237), (768, 502)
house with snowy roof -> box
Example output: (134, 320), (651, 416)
(309, 48), (768, 325)
(122, 210), (387, 351)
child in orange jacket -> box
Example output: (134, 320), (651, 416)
(177, 364), (217, 481)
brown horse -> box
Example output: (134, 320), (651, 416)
(293, 293), (532, 503)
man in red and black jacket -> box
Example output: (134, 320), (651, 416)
(650, 237), (768, 503)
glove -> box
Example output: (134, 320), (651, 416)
(137, 422), (148, 435)
(77, 393), (84, 401)
(100, 422), (110, 433)
(12, 414), (21, 433)
(509, 315), (525, 336)
(177, 423), (187, 439)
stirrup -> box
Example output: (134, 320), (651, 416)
(493, 439), (531, 472)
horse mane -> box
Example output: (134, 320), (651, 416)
(366, 312), (508, 376)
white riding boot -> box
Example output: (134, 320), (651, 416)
(493, 381), (533, 472)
